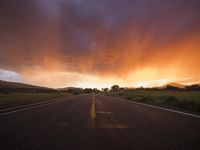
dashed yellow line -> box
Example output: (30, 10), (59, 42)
(90, 95), (96, 119)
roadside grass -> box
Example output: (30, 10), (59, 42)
(107, 90), (200, 113)
(0, 92), (71, 108)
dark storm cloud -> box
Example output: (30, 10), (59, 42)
(0, 0), (200, 77)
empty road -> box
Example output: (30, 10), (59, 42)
(0, 94), (200, 150)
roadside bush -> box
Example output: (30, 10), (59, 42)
(175, 100), (197, 111)
(196, 102), (200, 112)
(139, 96), (153, 104)
(162, 96), (178, 105)
(117, 92), (124, 96)
(125, 96), (133, 100)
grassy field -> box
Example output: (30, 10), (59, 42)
(0, 92), (71, 108)
(107, 90), (200, 113)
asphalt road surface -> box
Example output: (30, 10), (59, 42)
(0, 94), (200, 150)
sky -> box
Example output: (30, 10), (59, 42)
(0, 0), (200, 88)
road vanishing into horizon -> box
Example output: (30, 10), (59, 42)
(0, 94), (200, 150)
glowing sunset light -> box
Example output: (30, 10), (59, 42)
(0, 0), (199, 88)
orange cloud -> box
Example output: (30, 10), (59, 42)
(0, 0), (200, 88)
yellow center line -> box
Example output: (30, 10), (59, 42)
(90, 95), (96, 119)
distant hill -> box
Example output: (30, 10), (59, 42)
(0, 80), (54, 93)
(0, 80), (48, 89)
(58, 87), (83, 91)
(159, 82), (186, 89)
(58, 87), (83, 95)
(167, 82), (185, 88)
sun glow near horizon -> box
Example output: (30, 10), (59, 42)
(1, 67), (199, 89)
(4, 68), (196, 89)
(0, 0), (200, 89)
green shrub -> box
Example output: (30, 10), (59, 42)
(196, 102), (200, 112)
(139, 96), (153, 104)
(175, 100), (196, 111)
(162, 96), (178, 105)
(125, 96), (133, 100)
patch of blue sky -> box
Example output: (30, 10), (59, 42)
(0, 69), (22, 82)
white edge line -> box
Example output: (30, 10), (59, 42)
(0, 98), (64, 112)
(0, 99), (66, 116)
(114, 97), (200, 119)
